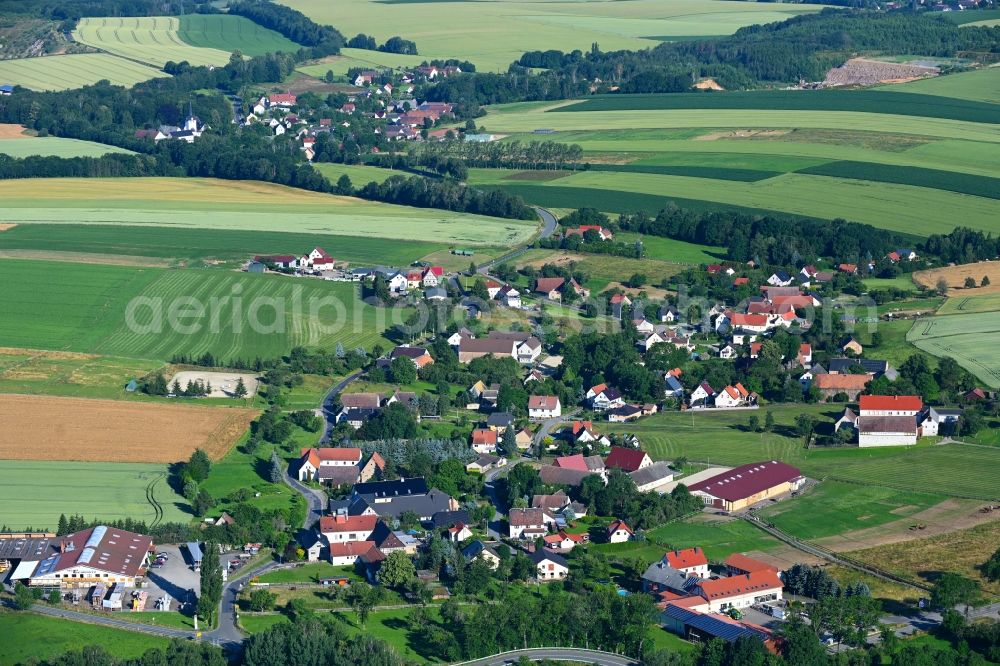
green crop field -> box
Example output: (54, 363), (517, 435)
(557, 91), (1000, 125)
(0, 460), (188, 530)
(0, 223), (447, 267)
(758, 481), (944, 540)
(281, 0), (824, 72)
(0, 137), (134, 158)
(937, 292), (1000, 314)
(0, 260), (401, 361)
(0, 178), (538, 247)
(0, 612), (168, 665)
(798, 160), (1000, 200)
(908, 311), (1000, 387)
(0, 53), (166, 91)
(176, 14), (301, 56)
(73, 16), (231, 68)
(606, 405), (1000, 499)
(615, 232), (725, 265)
(884, 66), (1000, 104)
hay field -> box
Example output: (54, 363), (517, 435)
(73, 16), (231, 68)
(0, 53), (166, 91)
(281, 0), (823, 71)
(0, 394), (256, 463)
(0, 178), (538, 246)
(0, 461), (189, 531)
(0, 136), (133, 158)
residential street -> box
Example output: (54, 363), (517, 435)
(319, 370), (363, 443)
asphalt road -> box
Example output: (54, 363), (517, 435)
(284, 472), (326, 529)
(476, 207), (558, 275)
(457, 648), (639, 666)
(319, 370), (364, 443)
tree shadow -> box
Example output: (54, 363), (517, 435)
(253, 456), (274, 483)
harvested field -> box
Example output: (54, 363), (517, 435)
(913, 261), (1000, 294)
(0, 224), (15, 232)
(0, 249), (170, 267)
(0, 394), (256, 463)
(846, 521), (1000, 596)
(0, 124), (27, 138)
(169, 370), (260, 398)
(823, 58), (938, 87)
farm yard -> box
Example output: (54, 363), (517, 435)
(282, 0), (825, 72)
(0, 178), (539, 247)
(0, 53), (166, 91)
(0, 394), (257, 463)
(0, 460), (189, 530)
(0, 261), (403, 361)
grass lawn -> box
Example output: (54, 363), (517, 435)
(0, 610), (168, 665)
(255, 563), (362, 584)
(645, 515), (782, 560)
(0, 53), (165, 91)
(0, 260), (400, 361)
(239, 613), (290, 634)
(615, 232), (724, 265)
(0, 460), (188, 530)
(758, 481), (945, 540)
(0, 349), (161, 400)
(333, 608), (445, 663)
(201, 442), (303, 516)
(862, 276), (917, 291)
(0, 178), (538, 247)
(0, 223), (443, 267)
(283, 374), (341, 410)
(606, 405), (1000, 499)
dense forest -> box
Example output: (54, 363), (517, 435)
(227, 0), (343, 51)
(0, 0), (214, 20)
(425, 10), (1000, 112)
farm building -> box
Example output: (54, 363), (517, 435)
(857, 395), (923, 447)
(4, 526), (153, 589)
(296, 447), (364, 483)
(686, 461), (804, 512)
(812, 373), (870, 401)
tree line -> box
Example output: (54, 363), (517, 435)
(227, 0), (344, 51)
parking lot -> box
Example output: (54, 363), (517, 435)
(142, 544), (199, 613)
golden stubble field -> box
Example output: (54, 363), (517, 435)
(0, 394), (257, 463)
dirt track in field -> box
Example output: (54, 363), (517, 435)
(0, 394), (257, 463)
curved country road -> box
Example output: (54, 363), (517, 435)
(319, 370), (364, 444)
(456, 648), (639, 666)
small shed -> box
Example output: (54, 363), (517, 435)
(125, 379), (138, 393)
(186, 541), (203, 569)
(247, 261), (266, 274)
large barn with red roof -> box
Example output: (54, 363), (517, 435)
(686, 461), (804, 512)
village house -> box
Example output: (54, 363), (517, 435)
(724, 553), (779, 577)
(543, 531), (583, 552)
(605, 446), (652, 473)
(606, 520), (633, 543)
(665, 547), (710, 578)
(538, 465), (595, 487)
(554, 453), (606, 477)
(319, 512), (379, 544)
(714, 384), (754, 409)
(687, 461), (804, 512)
(328, 541), (376, 566)
(607, 404), (643, 423)
(564, 225), (613, 241)
(587, 384), (625, 411)
(610, 293), (632, 320)
(812, 373), (870, 401)
(390, 345), (434, 368)
(570, 420), (611, 447)
(471, 428), (498, 454)
(296, 447), (363, 484)
(842, 338), (864, 355)
(465, 453), (505, 473)
(498, 285), (522, 308)
(690, 382), (716, 407)
(458, 337), (517, 363)
(687, 570), (784, 612)
(534, 277), (565, 300)
(528, 550), (569, 581)
(528, 395), (561, 420)
(486, 412), (514, 431)
(507, 508), (553, 539)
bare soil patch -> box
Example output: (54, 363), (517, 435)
(518, 251), (586, 271)
(692, 78), (724, 91)
(0, 394), (257, 463)
(823, 58), (938, 87)
(169, 370), (260, 398)
(0, 124), (28, 139)
(0, 223), (17, 232)
(913, 261), (1000, 295)
(0, 249), (171, 267)
(601, 281), (670, 300)
(694, 129), (789, 141)
(0, 347), (94, 360)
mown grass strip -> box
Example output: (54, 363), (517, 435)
(798, 160), (1000, 200)
(555, 91), (1000, 124)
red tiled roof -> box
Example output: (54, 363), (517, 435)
(535, 277), (565, 294)
(301, 447), (362, 463)
(472, 429), (498, 445)
(724, 553), (778, 574)
(269, 93), (296, 104)
(605, 446), (649, 472)
(607, 520), (632, 535)
(528, 395), (559, 410)
(729, 313), (768, 327)
(554, 454), (588, 471)
(329, 541), (375, 557)
(696, 570), (783, 600)
(813, 374), (870, 390)
(733, 277), (749, 286)
(665, 547), (707, 570)
(687, 461), (802, 502)
(319, 514), (378, 534)
(859, 395), (923, 412)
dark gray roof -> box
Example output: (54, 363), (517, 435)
(371, 521), (405, 550)
(317, 466), (360, 485)
(526, 549), (568, 568)
(430, 510), (471, 528)
(642, 561), (702, 593)
(828, 358), (889, 375)
(486, 412), (514, 427)
(538, 465), (593, 487)
(363, 488), (454, 520)
(462, 540), (501, 561)
(354, 477), (428, 498)
(629, 461), (674, 488)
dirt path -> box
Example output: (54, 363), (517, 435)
(813, 498), (1000, 552)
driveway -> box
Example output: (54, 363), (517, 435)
(320, 370), (363, 443)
